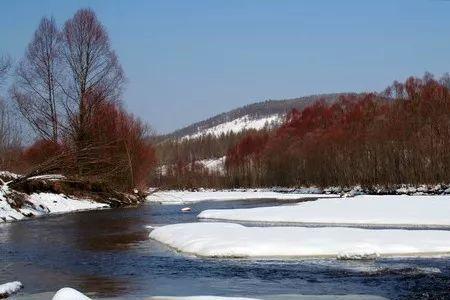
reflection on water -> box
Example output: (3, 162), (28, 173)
(2, 199), (450, 300)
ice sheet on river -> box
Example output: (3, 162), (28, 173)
(147, 190), (335, 204)
(149, 222), (450, 258)
(198, 195), (450, 227)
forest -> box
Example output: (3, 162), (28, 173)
(155, 73), (450, 189)
(2, 10), (450, 191)
(226, 74), (450, 188)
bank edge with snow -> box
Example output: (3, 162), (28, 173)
(147, 189), (335, 204)
(149, 222), (450, 258)
(0, 189), (108, 223)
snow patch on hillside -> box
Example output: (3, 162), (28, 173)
(196, 156), (226, 174)
(183, 114), (282, 140)
(149, 222), (450, 258)
(198, 195), (450, 227)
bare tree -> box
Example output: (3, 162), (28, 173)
(0, 55), (11, 85)
(11, 17), (61, 142)
(59, 8), (125, 143)
(0, 99), (23, 170)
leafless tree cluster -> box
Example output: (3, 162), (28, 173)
(5, 9), (155, 191)
(11, 9), (124, 145)
(0, 56), (11, 84)
(0, 56), (24, 170)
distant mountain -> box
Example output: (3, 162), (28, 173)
(162, 93), (349, 141)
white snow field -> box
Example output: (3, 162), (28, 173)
(149, 222), (450, 258)
(52, 287), (92, 300)
(0, 281), (23, 297)
(183, 114), (282, 140)
(147, 190), (334, 204)
(0, 187), (108, 223)
(198, 195), (450, 228)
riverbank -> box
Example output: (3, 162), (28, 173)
(146, 189), (336, 204)
(0, 184), (109, 223)
(147, 183), (450, 205)
(0, 171), (145, 223)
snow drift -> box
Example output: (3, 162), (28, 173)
(149, 222), (450, 258)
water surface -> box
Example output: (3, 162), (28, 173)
(2, 199), (450, 300)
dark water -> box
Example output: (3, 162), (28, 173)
(2, 199), (450, 300)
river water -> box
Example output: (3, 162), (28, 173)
(1, 199), (450, 300)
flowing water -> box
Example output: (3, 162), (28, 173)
(1, 199), (450, 300)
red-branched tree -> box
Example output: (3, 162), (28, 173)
(226, 74), (450, 187)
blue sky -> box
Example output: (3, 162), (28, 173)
(1, 0), (450, 133)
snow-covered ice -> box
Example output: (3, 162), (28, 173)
(52, 287), (92, 300)
(0, 281), (23, 297)
(147, 190), (335, 204)
(183, 114), (282, 140)
(198, 195), (450, 227)
(149, 222), (450, 258)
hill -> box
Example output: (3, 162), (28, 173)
(161, 93), (348, 141)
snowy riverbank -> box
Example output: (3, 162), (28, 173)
(0, 185), (108, 223)
(198, 195), (450, 228)
(146, 189), (336, 204)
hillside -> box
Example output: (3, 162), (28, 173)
(162, 93), (348, 140)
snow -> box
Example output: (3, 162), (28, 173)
(149, 222), (450, 258)
(27, 193), (107, 214)
(158, 157), (226, 176)
(0, 281), (23, 297)
(183, 114), (282, 140)
(52, 287), (92, 300)
(0, 187), (108, 223)
(147, 190), (335, 204)
(28, 174), (66, 181)
(196, 156), (226, 174)
(0, 171), (21, 180)
(198, 195), (450, 227)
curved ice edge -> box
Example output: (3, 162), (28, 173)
(52, 287), (92, 300)
(150, 235), (450, 260)
(197, 218), (450, 230)
(149, 223), (450, 259)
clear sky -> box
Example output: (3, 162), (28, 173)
(1, 0), (450, 133)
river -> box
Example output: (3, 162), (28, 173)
(1, 199), (450, 299)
